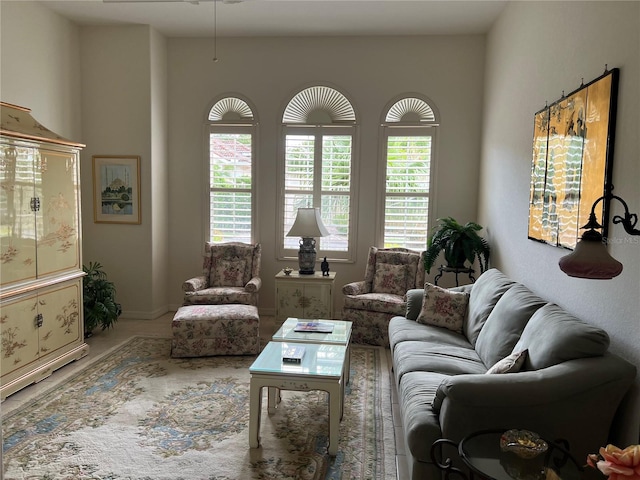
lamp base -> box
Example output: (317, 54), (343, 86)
(297, 237), (317, 275)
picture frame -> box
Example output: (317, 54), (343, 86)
(92, 155), (141, 224)
(528, 68), (619, 249)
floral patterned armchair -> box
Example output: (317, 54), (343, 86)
(342, 246), (426, 346)
(183, 242), (262, 307)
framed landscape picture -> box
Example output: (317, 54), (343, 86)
(528, 68), (619, 249)
(93, 155), (141, 224)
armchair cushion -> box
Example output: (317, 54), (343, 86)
(373, 263), (409, 295)
(211, 258), (246, 287)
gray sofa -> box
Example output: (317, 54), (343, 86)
(389, 268), (637, 480)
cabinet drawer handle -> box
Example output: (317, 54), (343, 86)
(35, 313), (44, 328)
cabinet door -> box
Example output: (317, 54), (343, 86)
(37, 281), (81, 358)
(0, 143), (37, 287)
(301, 283), (332, 319)
(276, 283), (305, 321)
(0, 294), (40, 378)
(36, 149), (80, 277)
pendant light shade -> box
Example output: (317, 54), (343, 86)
(558, 230), (623, 279)
(558, 188), (639, 280)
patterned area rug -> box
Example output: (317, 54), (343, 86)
(2, 336), (395, 480)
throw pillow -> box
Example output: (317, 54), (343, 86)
(372, 263), (408, 296)
(416, 282), (469, 333)
(211, 258), (246, 287)
(486, 349), (528, 374)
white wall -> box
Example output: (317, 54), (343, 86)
(480, 1), (640, 443)
(150, 29), (170, 317)
(0, 2), (82, 144)
(79, 25), (168, 319)
(167, 35), (486, 312)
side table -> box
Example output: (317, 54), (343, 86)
(430, 429), (584, 480)
(275, 270), (336, 325)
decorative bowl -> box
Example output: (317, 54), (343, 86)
(283, 267), (293, 276)
(500, 429), (548, 459)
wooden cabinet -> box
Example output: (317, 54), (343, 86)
(275, 270), (336, 324)
(0, 102), (88, 401)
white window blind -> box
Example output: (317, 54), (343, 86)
(383, 134), (432, 250)
(282, 130), (353, 254)
(209, 131), (253, 243)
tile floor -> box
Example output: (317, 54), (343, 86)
(1, 313), (410, 480)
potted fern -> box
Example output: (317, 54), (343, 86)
(423, 217), (491, 274)
(82, 261), (122, 337)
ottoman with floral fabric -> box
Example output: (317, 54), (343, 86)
(170, 304), (260, 357)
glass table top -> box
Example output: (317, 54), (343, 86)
(272, 318), (352, 345)
(250, 341), (346, 378)
(460, 430), (584, 480)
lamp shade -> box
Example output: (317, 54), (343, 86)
(286, 207), (329, 238)
(559, 231), (623, 279)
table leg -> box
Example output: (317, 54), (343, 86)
(267, 386), (281, 414)
(328, 383), (341, 456)
(249, 380), (262, 448)
(344, 344), (351, 385)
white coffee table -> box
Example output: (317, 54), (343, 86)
(272, 318), (352, 384)
(248, 341), (347, 456)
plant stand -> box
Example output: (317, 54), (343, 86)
(434, 266), (475, 287)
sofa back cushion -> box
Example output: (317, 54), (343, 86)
(513, 303), (610, 370)
(464, 269), (515, 346)
(475, 283), (546, 367)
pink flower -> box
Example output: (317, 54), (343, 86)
(587, 444), (640, 480)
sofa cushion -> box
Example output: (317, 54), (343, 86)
(398, 371), (450, 463)
(464, 268), (515, 346)
(416, 283), (469, 333)
(393, 339), (485, 380)
(389, 316), (473, 353)
(475, 283), (546, 367)
(486, 349), (528, 374)
(513, 303), (610, 370)
(373, 262), (408, 295)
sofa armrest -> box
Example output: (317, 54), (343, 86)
(183, 275), (208, 293)
(245, 276), (262, 293)
(435, 355), (636, 452)
(343, 281), (367, 296)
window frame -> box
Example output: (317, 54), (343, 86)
(277, 124), (359, 263)
(376, 95), (439, 250)
(204, 95), (258, 245)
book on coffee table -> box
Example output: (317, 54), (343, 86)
(282, 345), (306, 363)
(294, 321), (334, 333)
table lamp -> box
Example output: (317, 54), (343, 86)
(287, 207), (329, 274)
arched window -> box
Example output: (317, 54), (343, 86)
(206, 95), (257, 243)
(278, 85), (358, 262)
(379, 95), (439, 250)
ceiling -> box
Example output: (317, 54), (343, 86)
(38, 0), (508, 37)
